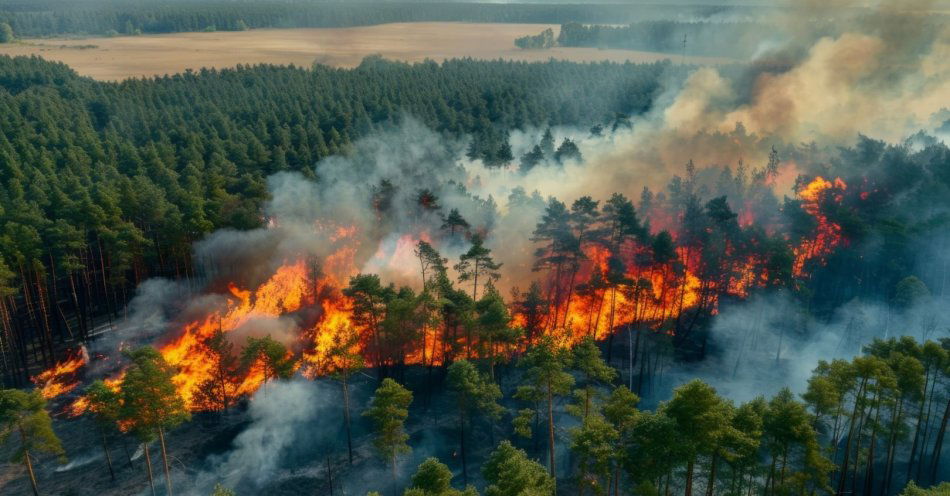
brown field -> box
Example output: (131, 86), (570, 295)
(0, 23), (734, 81)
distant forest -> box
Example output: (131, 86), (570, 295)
(555, 21), (774, 58)
(0, 0), (776, 38)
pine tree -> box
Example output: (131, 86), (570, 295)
(483, 441), (554, 496)
(0, 389), (64, 496)
(447, 360), (503, 483)
(517, 336), (574, 482)
(365, 378), (413, 494)
(455, 234), (502, 301)
(119, 347), (190, 496)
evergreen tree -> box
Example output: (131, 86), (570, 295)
(404, 457), (478, 496)
(483, 441), (555, 496)
(447, 359), (503, 483)
(517, 336), (574, 482)
(455, 234), (502, 301)
(119, 347), (190, 496)
(0, 389), (64, 496)
(240, 335), (296, 386)
(365, 378), (414, 493)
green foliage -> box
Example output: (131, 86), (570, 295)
(364, 378), (413, 462)
(84, 380), (122, 428)
(893, 276), (931, 310)
(211, 483), (237, 496)
(404, 457), (478, 496)
(569, 414), (618, 495)
(901, 481), (950, 496)
(482, 441), (554, 496)
(514, 28), (555, 50)
(447, 360), (503, 420)
(240, 335), (296, 383)
(0, 389), (64, 462)
(568, 337), (616, 420)
(455, 234), (502, 300)
(119, 346), (190, 442)
(0, 22), (13, 43)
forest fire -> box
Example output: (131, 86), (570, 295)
(40, 172), (854, 415)
(792, 176), (847, 276)
(31, 348), (87, 399)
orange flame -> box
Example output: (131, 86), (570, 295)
(32, 348), (87, 399)
(792, 176), (847, 277)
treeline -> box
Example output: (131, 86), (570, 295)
(555, 21), (775, 58)
(0, 0), (774, 38)
(515, 28), (555, 50)
(0, 55), (669, 386)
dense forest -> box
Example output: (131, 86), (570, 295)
(0, 54), (672, 386)
(0, 0), (776, 38)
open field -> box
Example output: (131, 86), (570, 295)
(0, 23), (734, 81)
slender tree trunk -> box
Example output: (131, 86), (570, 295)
(916, 368), (940, 481)
(548, 384), (557, 484)
(882, 396), (904, 495)
(929, 396), (950, 483)
(391, 451), (398, 496)
(342, 376), (354, 465)
(100, 426), (116, 482)
(459, 404), (468, 484)
(907, 386), (927, 483)
(143, 442), (157, 496)
(684, 456), (695, 496)
(326, 456), (334, 496)
(158, 428), (173, 496)
(24, 448), (39, 496)
(706, 451), (719, 496)
(838, 378), (867, 495)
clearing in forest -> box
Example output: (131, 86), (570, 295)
(0, 23), (733, 81)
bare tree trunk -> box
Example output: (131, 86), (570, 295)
(100, 426), (116, 482)
(548, 385), (557, 484)
(929, 396), (949, 483)
(24, 449), (40, 496)
(342, 376), (354, 465)
(143, 442), (157, 496)
(684, 456), (695, 496)
(158, 427), (173, 496)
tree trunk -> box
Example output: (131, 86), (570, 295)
(143, 442), (157, 496)
(882, 396), (904, 495)
(100, 427), (116, 482)
(391, 450), (399, 496)
(343, 376), (354, 465)
(158, 427), (173, 496)
(459, 404), (468, 484)
(548, 385), (557, 484)
(837, 378), (867, 495)
(929, 396), (950, 483)
(907, 376), (928, 484)
(684, 456), (695, 496)
(706, 451), (719, 496)
(24, 449), (40, 496)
